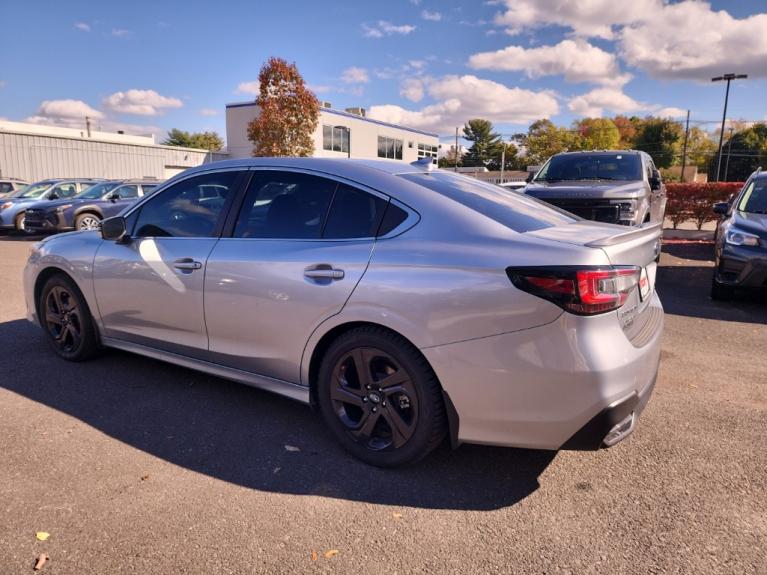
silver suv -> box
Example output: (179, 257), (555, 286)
(524, 150), (666, 226)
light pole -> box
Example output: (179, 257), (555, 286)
(711, 73), (747, 182)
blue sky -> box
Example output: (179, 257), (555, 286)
(1, 0), (765, 145)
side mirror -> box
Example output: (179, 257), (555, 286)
(107, 192), (120, 201)
(712, 202), (729, 215)
(101, 216), (129, 242)
(48, 192), (59, 200)
(649, 169), (662, 191)
(525, 172), (535, 183)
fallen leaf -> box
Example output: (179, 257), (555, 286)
(34, 553), (49, 571)
(273, 467), (281, 474)
(324, 549), (339, 559)
(392, 512), (403, 519)
(311, 551), (318, 561)
(140, 474), (150, 481)
(284, 445), (301, 452)
(35, 532), (50, 541)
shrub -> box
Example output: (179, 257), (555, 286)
(665, 182), (744, 229)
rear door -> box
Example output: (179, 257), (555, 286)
(204, 170), (388, 383)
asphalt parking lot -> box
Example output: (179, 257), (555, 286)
(0, 233), (765, 574)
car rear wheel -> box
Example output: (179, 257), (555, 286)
(40, 274), (99, 361)
(317, 327), (446, 467)
(76, 213), (102, 231)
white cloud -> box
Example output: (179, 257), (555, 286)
(26, 100), (104, 128)
(400, 78), (425, 102)
(103, 89), (182, 116)
(74, 22), (90, 32)
(619, 2), (767, 80)
(199, 108), (218, 117)
(307, 84), (332, 94)
(236, 81), (259, 95)
(369, 74), (559, 134)
(567, 88), (686, 118)
(362, 21), (416, 38)
(111, 28), (133, 38)
(491, 0), (660, 39)
(469, 39), (630, 86)
(421, 10), (442, 21)
(340, 66), (370, 84)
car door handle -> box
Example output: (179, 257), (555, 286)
(173, 258), (202, 271)
(304, 266), (345, 280)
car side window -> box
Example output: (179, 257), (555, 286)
(133, 171), (239, 238)
(233, 171), (336, 239)
(323, 184), (388, 239)
(0, 183), (12, 194)
(53, 183), (77, 198)
(116, 185), (139, 199)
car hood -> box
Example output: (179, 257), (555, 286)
(732, 211), (767, 240)
(1, 196), (43, 206)
(30, 198), (87, 211)
(525, 180), (646, 200)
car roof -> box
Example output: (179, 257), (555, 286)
(554, 150), (643, 157)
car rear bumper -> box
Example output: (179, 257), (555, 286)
(717, 245), (767, 288)
(422, 291), (663, 450)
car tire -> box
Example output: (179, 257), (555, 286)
(15, 212), (26, 232)
(39, 274), (100, 361)
(317, 326), (446, 467)
(75, 213), (102, 231)
(710, 274), (735, 301)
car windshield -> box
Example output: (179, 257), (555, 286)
(737, 179), (767, 214)
(17, 182), (55, 198)
(75, 181), (119, 200)
(400, 171), (577, 233)
(535, 153), (643, 182)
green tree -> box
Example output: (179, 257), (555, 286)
(525, 119), (581, 164)
(487, 142), (520, 171)
(247, 57), (320, 157)
(162, 129), (224, 151)
(574, 118), (620, 150)
(684, 127), (718, 170)
(438, 145), (463, 169)
(708, 123), (767, 181)
(633, 118), (683, 168)
(462, 119), (503, 168)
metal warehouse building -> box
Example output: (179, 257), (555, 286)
(0, 120), (222, 183)
(226, 102), (440, 163)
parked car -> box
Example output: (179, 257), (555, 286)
(0, 178), (29, 197)
(524, 150), (666, 226)
(711, 170), (767, 300)
(24, 179), (160, 233)
(23, 158), (663, 467)
(0, 179), (103, 231)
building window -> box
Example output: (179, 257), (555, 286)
(417, 143), (438, 160)
(322, 125), (350, 153)
(377, 136), (403, 160)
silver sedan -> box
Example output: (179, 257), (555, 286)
(23, 158), (663, 467)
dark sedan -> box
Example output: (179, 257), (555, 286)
(24, 180), (159, 233)
(711, 171), (767, 300)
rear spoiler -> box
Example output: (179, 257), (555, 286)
(585, 222), (662, 247)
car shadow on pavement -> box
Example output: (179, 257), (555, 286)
(661, 241), (716, 262)
(0, 318), (555, 511)
(656, 264), (767, 324)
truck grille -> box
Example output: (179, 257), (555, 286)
(542, 199), (621, 224)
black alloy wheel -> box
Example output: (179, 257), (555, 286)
(40, 275), (99, 361)
(318, 326), (446, 467)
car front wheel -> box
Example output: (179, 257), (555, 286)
(317, 326), (446, 467)
(76, 213), (102, 231)
(40, 274), (100, 361)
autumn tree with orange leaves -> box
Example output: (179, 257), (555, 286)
(247, 57), (320, 157)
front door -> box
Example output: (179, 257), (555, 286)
(93, 170), (243, 353)
(205, 171), (389, 383)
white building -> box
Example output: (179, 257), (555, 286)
(0, 120), (222, 182)
(226, 102), (440, 163)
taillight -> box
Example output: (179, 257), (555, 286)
(507, 266), (640, 316)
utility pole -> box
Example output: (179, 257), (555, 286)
(680, 110), (690, 182)
(500, 141), (506, 184)
(712, 73), (747, 182)
(724, 127), (734, 182)
(454, 127), (459, 172)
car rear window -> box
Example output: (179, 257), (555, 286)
(400, 171), (577, 232)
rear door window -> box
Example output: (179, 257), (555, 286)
(323, 184), (388, 239)
(233, 171), (336, 239)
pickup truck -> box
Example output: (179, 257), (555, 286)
(524, 150), (666, 227)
